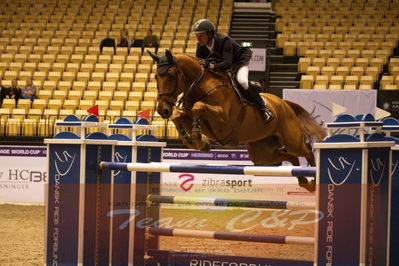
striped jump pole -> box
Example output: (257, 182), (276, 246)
(100, 162), (316, 177)
(147, 228), (315, 245)
(147, 195), (316, 210)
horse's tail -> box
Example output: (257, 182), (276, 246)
(285, 100), (326, 143)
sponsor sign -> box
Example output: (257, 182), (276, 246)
(0, 146), (47, 204)
(249, 48), (266, 72)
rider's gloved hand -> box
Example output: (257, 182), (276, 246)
(200, 59), (210, 68)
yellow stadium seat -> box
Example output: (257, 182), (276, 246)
(79, 99), (95, 110)
(58, 81), (72, 91)
(120, 73), (135, 82)
(68, 90), (83, 100)
(98, 91), (113, 102)
(380, 76), (394, 90)
(330, 75), (344, 86)
(300, 75), (314, 89)
(315, 75), (329, 86)
(52, 63), (67, 72)
(109, 100), (124, 111)
(4, 71), (18, 80)
(345, 75), (359, 86)
(76, 72), (90, 82)
(91, 72), (105, 81)
(53, 90), (68, 101)
(359, 84), (372, 90)
(32, 99), (47, 111)
(63, 99), (79, 111)
(109, 63), (123, 73)
(113, 91), (128, 100)
(80, 63), (95, 73)
(146, 82), (158, 92)
(37, 89), (52, 100)
(66, 63), (80, 73)
(74, 46), (88, 55)
(328, 84), (342, 90)
(312, 58), (326, 68)
(47, 71), (62, 83)
(87, 81), (102, 91)
(23, 62), (37, 72)
(306, 66), (320, 78)
(343, 84), (357, 90)
(84, 55), (98, 64)
(83, 91), (98, 100)
(106, 72), (119, 82)
(98, 55), (112, 64)
(112, 56), (126, 64)
(117, 81), (131, 91)
(2, 99), (17, 110)
(17, 99), (31, 112)
(72, 81), (87, 92)
(14, 54), (28, 62)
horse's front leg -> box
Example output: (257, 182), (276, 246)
(169, 110), (198, 149)
(189, 101), (228, 152)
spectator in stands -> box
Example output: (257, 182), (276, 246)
(143, 29), (159, 51)
(0, 80), (6, 104)
(4, 79), (21, 102)
(192, 19), (273, 124)
(20, 78), (36, 101)
(118, 29), (131, 47)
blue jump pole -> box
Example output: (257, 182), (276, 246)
(100, 162), (316, 177)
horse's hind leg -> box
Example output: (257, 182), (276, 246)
(286, 155), (315, 192)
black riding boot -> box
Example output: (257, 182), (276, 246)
(247, 83), (274, 124)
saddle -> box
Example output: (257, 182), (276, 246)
(226, 72), (262, 106)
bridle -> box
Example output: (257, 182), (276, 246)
(157, 61), (205, 111)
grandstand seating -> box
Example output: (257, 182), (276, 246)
(275, 0), (399, 90)
(0, 0), (233, 138)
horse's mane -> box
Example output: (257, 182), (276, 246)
(175, 54), (230, 81)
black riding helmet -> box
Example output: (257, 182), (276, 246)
(192, 19), (216, 34)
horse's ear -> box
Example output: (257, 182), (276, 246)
(147, 50), (160, 63)
(165, 49), (174, 64)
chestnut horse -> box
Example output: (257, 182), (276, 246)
(149, 50), (325, 191)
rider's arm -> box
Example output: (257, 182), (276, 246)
(213, 38), (233, 71)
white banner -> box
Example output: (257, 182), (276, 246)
(249, 48), (266, 72)
(0, 146), (47, 204)
(283, 89), (377, 126)
(162, 149), (314, 201)
(0, 146), (314, 204)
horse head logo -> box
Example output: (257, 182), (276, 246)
(327, 157), (357, 186)
(114, 152), (128, 176)
(54, 151), (76, 176)
(370, 158), (385, 185)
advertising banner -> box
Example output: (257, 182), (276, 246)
(0, 146), (47, 204)
(283, 89), (376, 127)
(249, 48), (266, 72)
(377, 90), (399, 119)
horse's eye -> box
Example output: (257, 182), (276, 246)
(166, 73), (174, 79)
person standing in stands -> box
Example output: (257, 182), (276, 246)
(143, 29), (159, 51)
(192, 19), (273, 124)
(20, 78), (36, 101)
(118, 29), (131, 47)
(4, 79), (21, 102)
(0, 80), (7, 105)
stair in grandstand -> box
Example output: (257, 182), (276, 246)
(264, 47), (300, 97)
(229, 1), (276, 43)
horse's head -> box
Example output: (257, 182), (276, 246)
(148, 49), (185, 119)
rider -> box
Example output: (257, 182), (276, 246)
(192, 19), (274, 124)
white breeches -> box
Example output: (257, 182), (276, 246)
(236, 64), (249, 90)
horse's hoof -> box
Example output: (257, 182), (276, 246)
(182, 135), (193, 144)
(297, 177), (316, 192)
(200, 141), (212, 153)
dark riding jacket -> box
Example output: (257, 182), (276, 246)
(196, 33), (252, 71)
